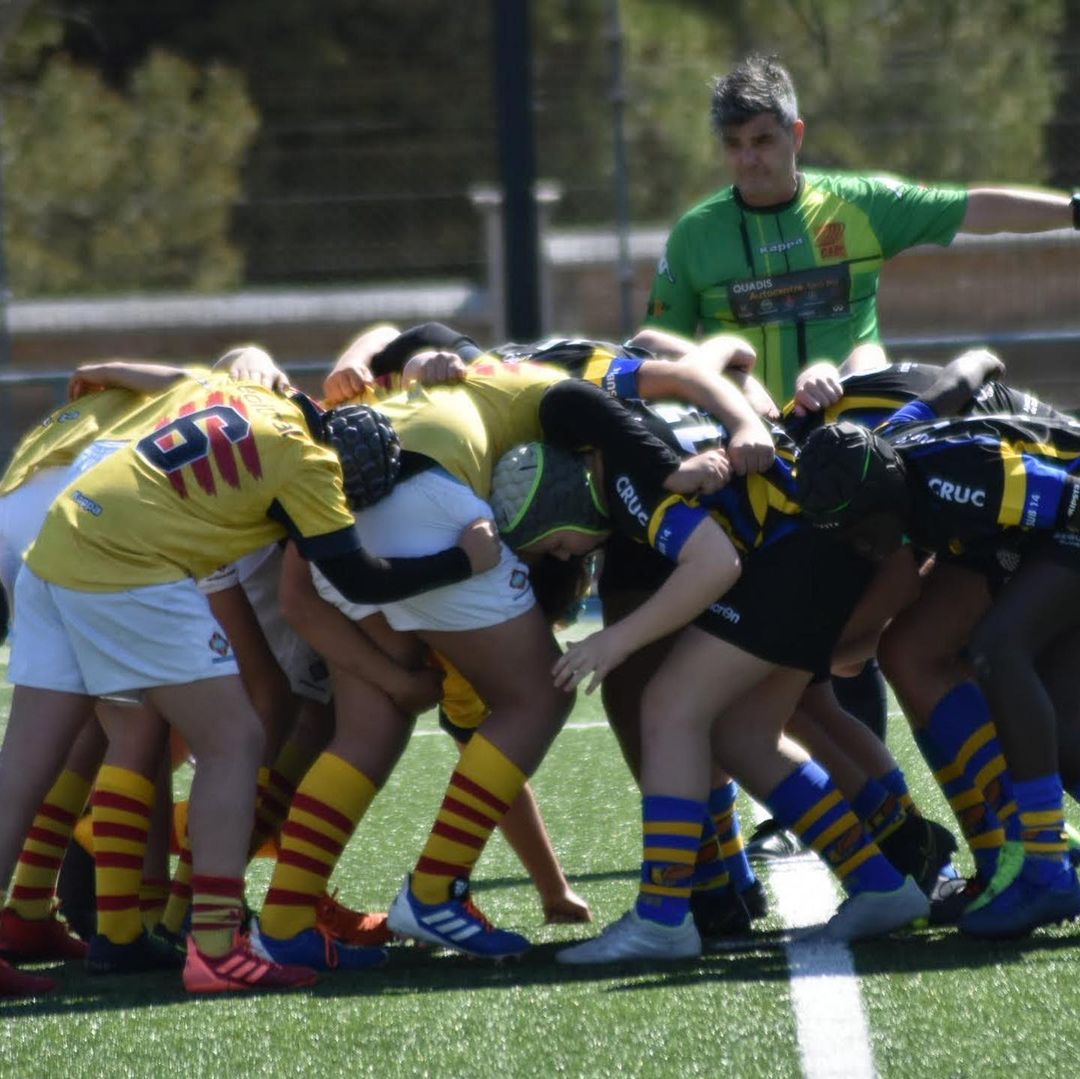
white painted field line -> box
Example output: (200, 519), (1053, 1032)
(413, 718), (879, 1077)
(751, 803), (878, 1079)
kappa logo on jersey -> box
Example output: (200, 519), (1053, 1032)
(758, 237), (804, 256)
(136, 393), (262, 498)
(815, 221), (847, 259)
(615, 476), (648, 526)
(657, 252), (675, 283)
(928, 477), (986, 507)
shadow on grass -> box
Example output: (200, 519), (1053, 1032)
(5, 923), (1077, 1015)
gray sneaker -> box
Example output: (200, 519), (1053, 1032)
(556, 909), (701, 966)
(820, 876), (929, 942)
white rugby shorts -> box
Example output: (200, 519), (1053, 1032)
(9, 568), (238, 697)
(311, 468), (535, 632)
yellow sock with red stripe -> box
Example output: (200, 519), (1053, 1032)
(260, 752), (377, 939)
(411, 734), (525, 905)
(190, 874), (245, 958)
(8, 769), (92, 919)
(249, 744), (313, 858)
(636, 795), (704, 925)
(161, 828), (193, 936)
(765, 761), (903, 895)
(139, 878), (170, 930)
(92, 766), (155, 944)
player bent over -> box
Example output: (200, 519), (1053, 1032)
(0, 368), (499, 992)
(795, 357), (1080, 938)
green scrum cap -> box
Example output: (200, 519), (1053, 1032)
(490, 442), (609, 550)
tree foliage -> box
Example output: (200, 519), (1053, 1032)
(0, 10), (257, 296)
(0, 1), (1069, 293)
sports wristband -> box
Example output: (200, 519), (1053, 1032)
(1072, 191), (1080, 231)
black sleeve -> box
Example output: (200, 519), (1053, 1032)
(538, 379), (682, 491)
(267, 501), (472, 603)
(369, 322), (483, 376)
(313, 546), (472, 604)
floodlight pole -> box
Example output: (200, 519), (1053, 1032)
(492, 0), (541, 341)
(607, 0), (635, 341)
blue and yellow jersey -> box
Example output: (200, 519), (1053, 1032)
(879, 400), (1080, 554)
(644, 170), (967, 402)
(27, 372), (358, 591)
(604, 399), (801, 561)
(782, 361), (1068, 444)
(345, 344), (647, 501)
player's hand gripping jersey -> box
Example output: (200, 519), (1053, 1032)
(644, 172), (967, 401)
(26, 370), (361, 591)
(781, 361), (1069, 444)
(878, 399), (1080, 555)
(602, 399), (800, 560)
(349, 346), (650, 499)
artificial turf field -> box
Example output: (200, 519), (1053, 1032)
(2, 630), (1080, 1079)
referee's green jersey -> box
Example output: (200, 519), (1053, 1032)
(643, 170), (967, 401)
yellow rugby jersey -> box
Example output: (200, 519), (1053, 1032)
(1, 389), (145, 497)
(0, 367), (214, 496)
(27, 373), (357, 591)
(358, 360), (567, 499)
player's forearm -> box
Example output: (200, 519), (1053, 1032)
(961, 187), (1071, 235)
(538, 379), (681, 489)
(369, 322), (482, 376)
(70, 361), (186, 395)
(610, 523), (742, 654)
(280, 550), (419, 689)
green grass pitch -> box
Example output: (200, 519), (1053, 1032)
(2, 632), (1080, 1078)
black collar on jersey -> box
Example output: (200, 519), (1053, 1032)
(290, 391), (327, 440)
(732, 172), (804, 215)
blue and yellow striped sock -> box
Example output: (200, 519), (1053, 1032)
(851, 777), (906, 842)
(692, 816), (730, 895)
(1013, 774), (1068, 884)
(879, 767), (916, 816)
(926, 682), (1019, 840)
(636, 795), (703, 926)
(708, 782), (756, 892)
(765, 761), (903, 896)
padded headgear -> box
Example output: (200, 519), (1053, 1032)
(490, 442), (609, 551)
(794, 421), (907, 529)
(321, 405), (401, 510)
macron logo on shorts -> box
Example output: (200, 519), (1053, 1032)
(709, 602), (741, 624)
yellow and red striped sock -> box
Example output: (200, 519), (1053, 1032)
(411, 734), (526, 905)
(8, 769), (92, 919)
(260, 752), (377, 940)
(190, 874), (245, 958)
(139, 878), (170, 931)
(92, 766), (155, 944)
(161, 829), (193, 936)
